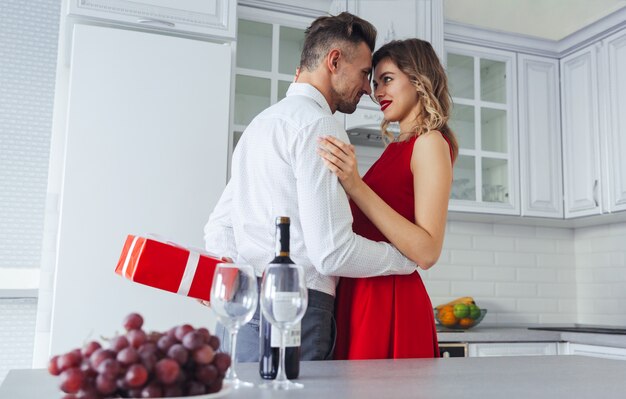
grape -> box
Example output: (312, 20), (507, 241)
(125, 364), (148, 388)
(155, 358), (180, 384)
(182, 331), (204, 351)
(59, 367), (84, 394)
(192, 344), (215, 365)
(139, 351), (158, 373)
(48, 355), (61, 376)
(95, 374), (117, 396)
(77, 386), (99, 399)
(208, 335), (221, 351)
(167, 343), (189, 365)
(147, 331), (164, 344)
(162, 384), (183, 397)
(195, 364), (218, 384)
(174, 324), (194, 341)
(58, 351), (82, 372)
(165, 326), (178, 340)
(207, 377), (224, 394)
(89, 349), (116, 370)
(81, 341), (102, 358)
(127, 329), (147, 349)
(213, 352), (231, 374)
(157, 335), (177, 353)
(117, 347), (139, 366)
(48, 313), (230, 398)
(109, 335), (130, 352)
(197, 327), (211, 343)
(96, 358), (120, 379)
(140, 382), (162, 398)
(186, 380), (206, 396)
(123, 313), (144, 331)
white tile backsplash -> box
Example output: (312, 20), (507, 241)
(425, 220), (626, 327)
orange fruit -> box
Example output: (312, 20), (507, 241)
(438, 308), (458, 327)
(458, 318), (474, 328)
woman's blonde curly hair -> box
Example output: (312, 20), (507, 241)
(372, 39), (458, 163)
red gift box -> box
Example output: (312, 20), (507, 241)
(115, 234), (221, 301)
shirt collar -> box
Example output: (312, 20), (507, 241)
(286, 83), (332, 115)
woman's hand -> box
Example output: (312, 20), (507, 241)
(317, 135), (362, 195)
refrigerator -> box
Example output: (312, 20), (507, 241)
(48, 24), (232, 355)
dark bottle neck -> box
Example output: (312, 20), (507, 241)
(273, 218), (293, 263)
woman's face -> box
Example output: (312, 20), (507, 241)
(372, 58), (421, 132)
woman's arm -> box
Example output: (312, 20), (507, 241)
(317, 132), (452, 269)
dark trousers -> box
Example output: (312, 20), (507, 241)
(215, 279), (336, 362)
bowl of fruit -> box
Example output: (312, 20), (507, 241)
(434, 297), (487, 330)
(47, 312), (231, 398)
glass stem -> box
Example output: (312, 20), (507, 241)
(226, 328), (238, 380)
(276, 328), (288, 383)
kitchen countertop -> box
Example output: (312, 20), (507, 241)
(2, 355), (625, 399)
(437, 327), (626, 348)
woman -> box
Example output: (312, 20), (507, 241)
(317, 38), (458, 359)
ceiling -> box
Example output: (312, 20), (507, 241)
(444, 0), (626, 40)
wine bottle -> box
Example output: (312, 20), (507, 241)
(259, 216), (301, 380)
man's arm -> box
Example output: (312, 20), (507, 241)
(204, 180), (238, 260)
(293, 117), (417, 277)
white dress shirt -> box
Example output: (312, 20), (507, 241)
(204, 83), (416, 296)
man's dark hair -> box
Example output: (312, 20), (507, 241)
(299, 12), (377, 71)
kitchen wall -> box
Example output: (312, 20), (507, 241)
(575, 223), (626, 326)
(423, 220), (626, 327)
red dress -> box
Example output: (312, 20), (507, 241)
(334, 135), (440, 360)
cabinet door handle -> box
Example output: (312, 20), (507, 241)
(593, 179), (599, 207)
(137, 18), (175, 28)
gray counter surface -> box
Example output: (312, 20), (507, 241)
(2, 355), (625, 399)
(437, 327), (626, 348)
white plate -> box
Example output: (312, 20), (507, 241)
(158, 383), (232, 399)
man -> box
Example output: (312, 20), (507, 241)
(203, 12), (417, 361)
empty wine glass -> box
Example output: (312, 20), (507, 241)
(210, 263), (258, 388)
(259, 263), (308, 390)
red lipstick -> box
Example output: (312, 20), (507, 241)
(380, 100), (392, 111)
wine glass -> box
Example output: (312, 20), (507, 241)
(259, 263), (308, 390)
(210, 263), (258, 388)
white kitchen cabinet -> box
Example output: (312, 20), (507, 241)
(48, 24), (231, 355)
(67, 0), (236, 40)
(445, 42), (519, 215)
(602, 29), (626, 213)
(566, 343), (626, 361)
(347, 0), (444, 57)
(468, 342), (558, 357)
(560, 45), (603, 218)
(232, 7), (322, 150)
(518, 54), (563, 218)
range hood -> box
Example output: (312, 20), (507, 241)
(347, 128), (384, 147)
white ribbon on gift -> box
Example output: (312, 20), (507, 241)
(121, 235), (142, 278)
(177, 251), (200, 295)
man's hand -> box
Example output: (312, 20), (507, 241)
(195, 256), (234, 308)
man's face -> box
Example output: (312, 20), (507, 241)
(332, 41), (372, 114)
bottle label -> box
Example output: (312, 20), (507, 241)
(271, 322), (301, 348)
(273, 291), (300, 322)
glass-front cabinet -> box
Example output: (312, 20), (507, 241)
(232, 10), (310, 149)
(445, 42), (519, 215)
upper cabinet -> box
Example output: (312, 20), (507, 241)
(518, 54), (563, 218)
(67, 0), (236, 40)
(445, 43), (519, 215)
(602, 29), (626, 213)
(561, 45), (603, 218)
(231, 8), (314, 149)
(347, 0), (444, 57)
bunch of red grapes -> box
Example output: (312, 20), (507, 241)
(47, 313), (231, 398)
